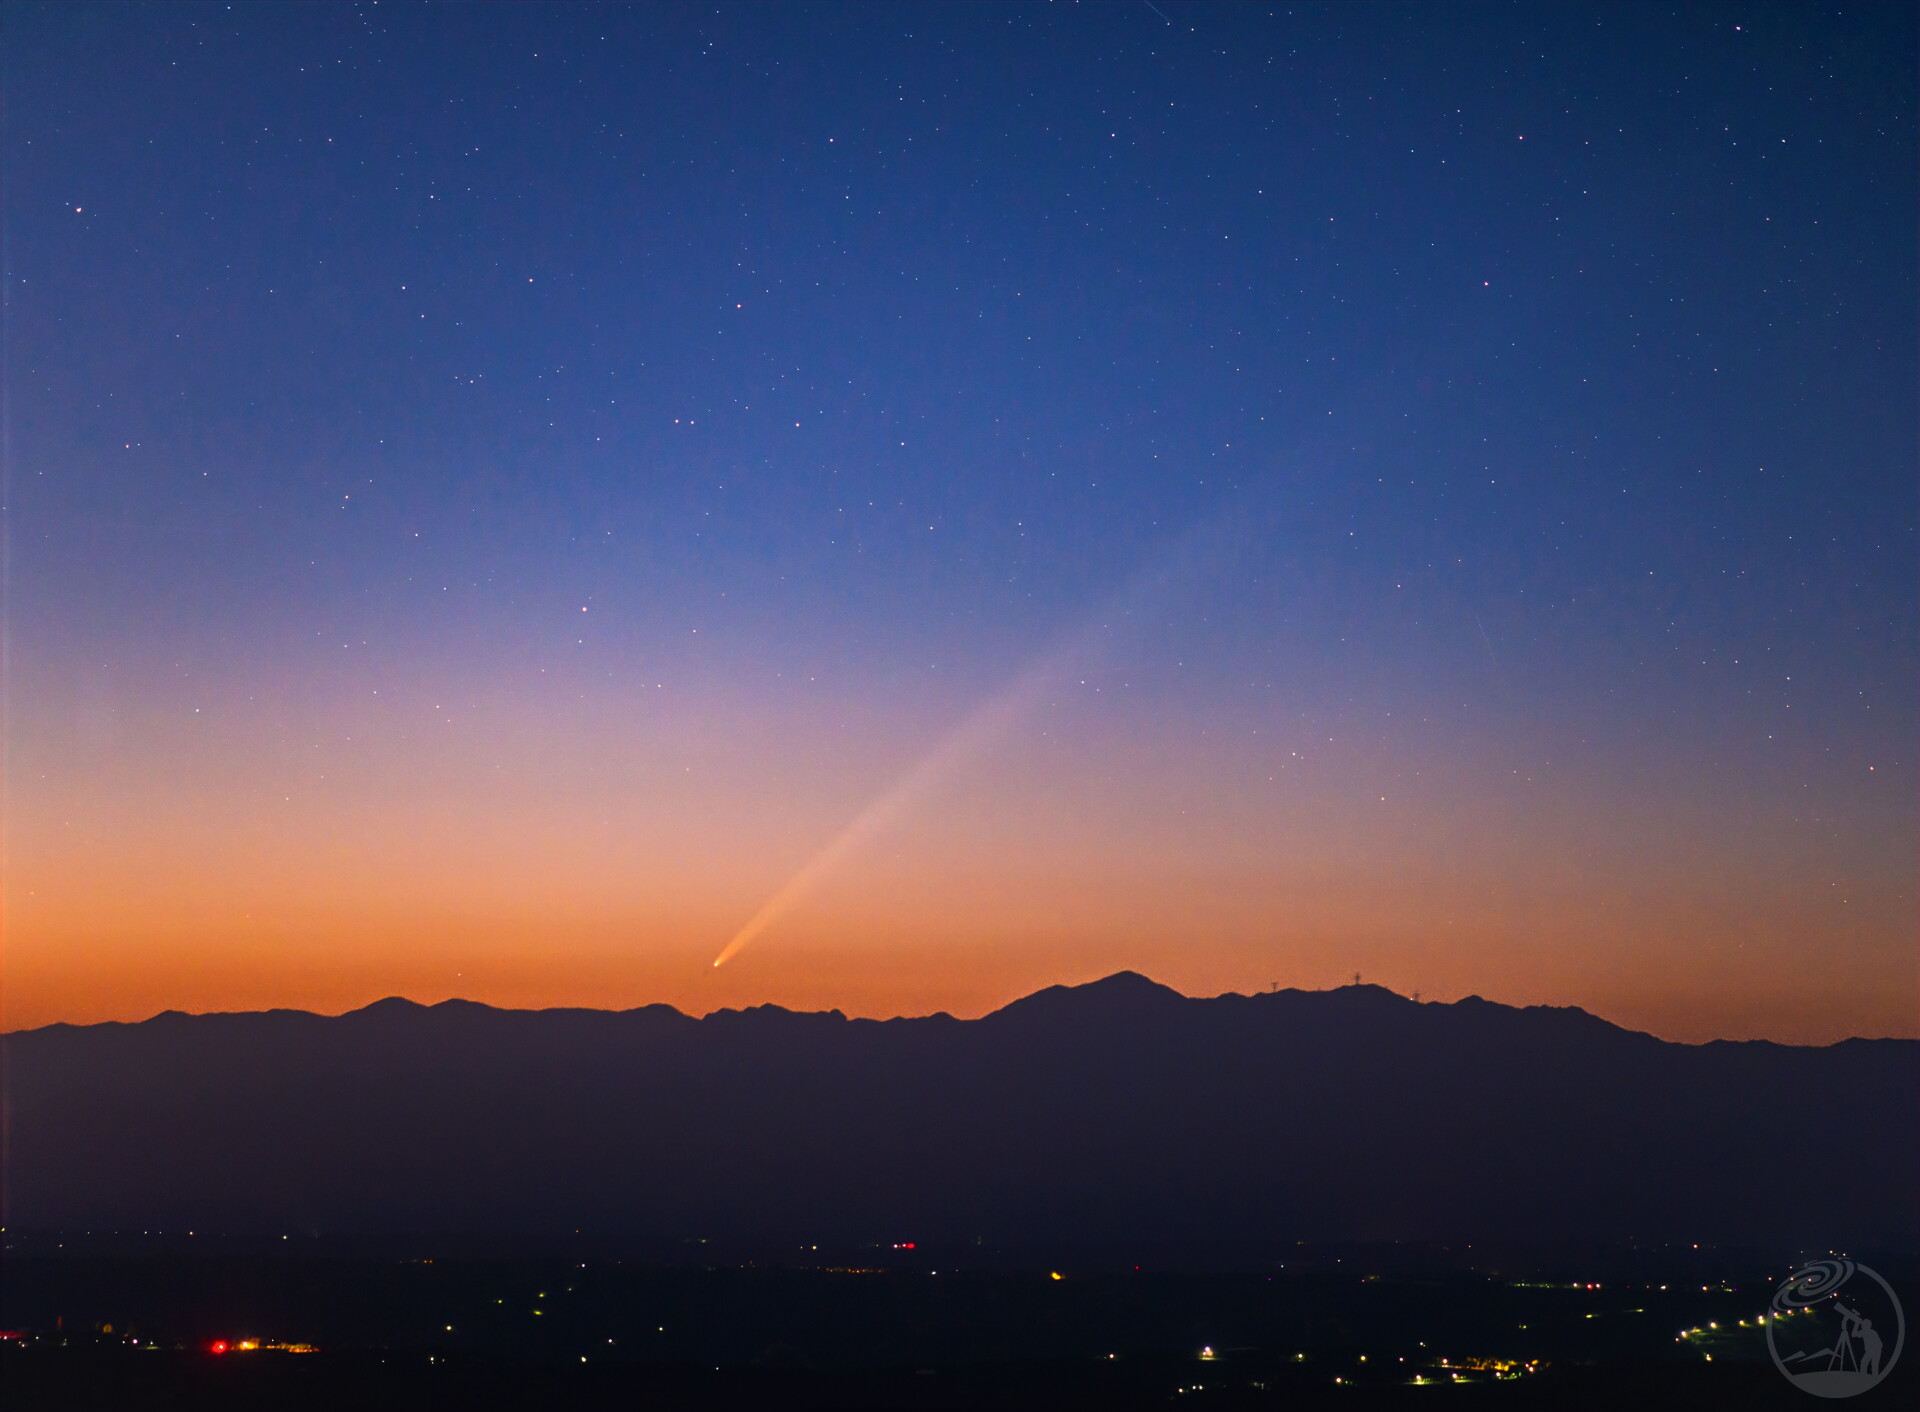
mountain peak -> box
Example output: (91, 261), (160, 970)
(351, 996), (427, 1017)
(985, 970), (1189, 1025)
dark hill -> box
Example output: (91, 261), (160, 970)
(3, 975), (1912, 1247)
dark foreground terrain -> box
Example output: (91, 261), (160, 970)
(8, 976), (1913, 1404)
(5, 1241), (1914, 1410)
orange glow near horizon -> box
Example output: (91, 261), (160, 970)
(5, 652), (1913, 1045)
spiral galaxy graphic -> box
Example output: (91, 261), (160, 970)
(1773, 1261), (1856, 1313)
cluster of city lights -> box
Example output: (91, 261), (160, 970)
(1679, 1305), (1811, 1343)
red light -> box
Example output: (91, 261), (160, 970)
(904, 1243), (915, 1250)
(210, 1341), (229, 1354)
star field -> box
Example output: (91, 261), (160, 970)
(3, 3), (1913, 1041)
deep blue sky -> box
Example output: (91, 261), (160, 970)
(6, 3), (1915, 1038)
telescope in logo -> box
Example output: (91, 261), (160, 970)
(1766, 1260), (1904, 1400)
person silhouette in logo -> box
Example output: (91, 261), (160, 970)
(1827, 1302), (1882, 1376)
(1849, 1307), (1883, 1377)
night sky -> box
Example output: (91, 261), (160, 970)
(6, 3), (1913, 1041)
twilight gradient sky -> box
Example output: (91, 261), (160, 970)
(4, 3), (1914, 1040)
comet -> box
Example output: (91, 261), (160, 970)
(710, 496), (1251, 969)
(712, 658), (1056, 967)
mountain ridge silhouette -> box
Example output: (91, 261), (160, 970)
(5, 973), (1913, 1248)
